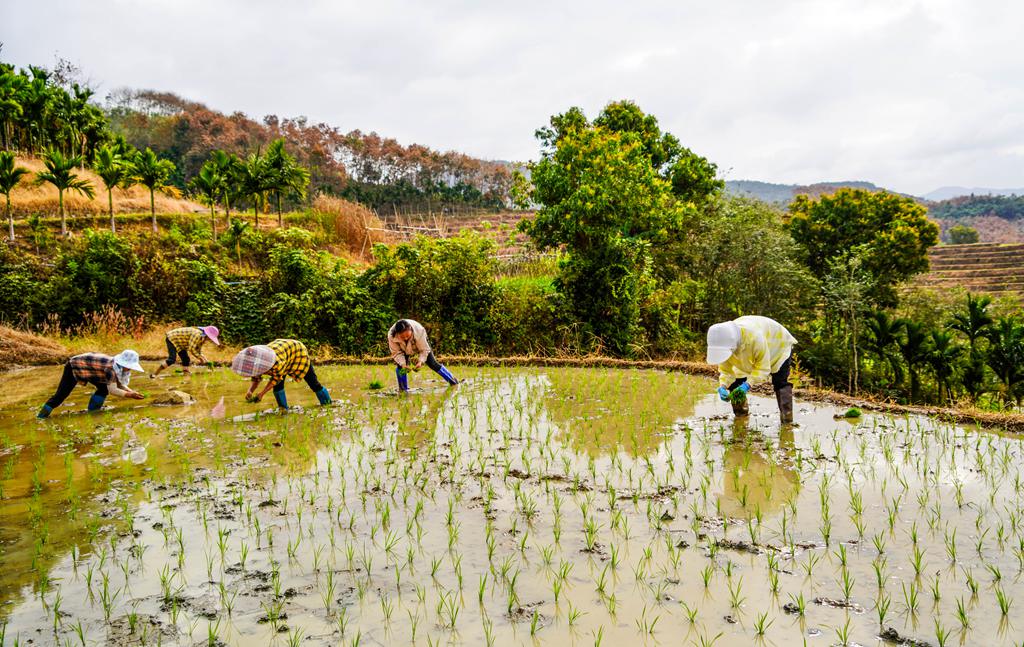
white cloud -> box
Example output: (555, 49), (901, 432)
(3, 0), (1023, 194)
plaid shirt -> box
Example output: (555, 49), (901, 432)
(69, 353), (117, 386)
(166, 327), (207, 357)
(263, 339), (311, 385)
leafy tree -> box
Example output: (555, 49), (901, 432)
(133, 148), (175, 233)
(34, 148), (94, 235)
(0, 151), (29, 241)
(522, 102), (716, 355)
(189, 162), (226, 240)
(947, 224), (979, 245)
(787, 188), (939, 304)
(821, 252), (875, 393)
(985, 317), (1024, 407)
(93, 144), (132, 233)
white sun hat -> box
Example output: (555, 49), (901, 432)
(114, 349), (145, 372)
(706, 322), (741, 365)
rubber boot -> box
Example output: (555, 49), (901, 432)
(274, 389), (288, 409)
(315, 386), (332, 406)
(37, 404), (53, 419)
(776, 385), (794, 424)
(730, 398), (749, 417)
(87, 394), (107, 411)
(396, 367), (409, 392)
(437, 364), (459, 386)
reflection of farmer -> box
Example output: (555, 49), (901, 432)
(719, 417), (800, 518)
(706, 316), (797, 423)
(387, 319), (458, 392)
(151, 326), (220, 377)
(37, 350), (146, 418)
(231, 339), (331, 409)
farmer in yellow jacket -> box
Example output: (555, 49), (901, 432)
(151, 326), (220, 377)
(230, 339), (331, 409)
(706, 316), (797, 423)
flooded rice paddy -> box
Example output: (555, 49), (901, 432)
(1, 365), (1023, 646)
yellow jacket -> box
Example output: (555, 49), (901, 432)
(718, 316), (797, 387)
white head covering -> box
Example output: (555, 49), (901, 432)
(706, 321), (741, 365)
(114, 349), (145, 372)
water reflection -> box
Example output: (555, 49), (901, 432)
(719, 416), (801, 519)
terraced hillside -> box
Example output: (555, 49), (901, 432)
(920, 242), (1024, 299)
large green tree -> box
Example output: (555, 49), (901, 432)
(189, 162), (226, 241)
(0, 151), (29, 241)
(265, 138), (310, 228)
(787, 188), (939, 304)
(35, 148), (94, 236)
(521, 101), (720, 355)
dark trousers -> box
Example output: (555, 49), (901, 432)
(272, 365), (323, 395)
(727, 354), (793, 394)
(164, 337), (190, 367)
(45, 364), (107, 409)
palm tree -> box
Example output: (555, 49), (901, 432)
(34, 148), (94, 235)
(948, 293), (993, 352)
(926, 329), (962, 404)
(93, 144), (132, 233)
(265, 138), (310, 228)
(0, 151), (29, 241)
(863, 310), (905, 388)
(133, 148), (175, 233)
(240, 149), (270, 227)
(227, 217), (249, 264)
(898, 320), (931, 403)
(210, 150), (241, 227)
(948, 293), (993, 401)
(985, 317), (1024, 408)
(189, 162), (225, 241)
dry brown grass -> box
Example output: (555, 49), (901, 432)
(0, 325), (69, 366)
(311, 194), (388, 260)
(5, 155), (204, 217)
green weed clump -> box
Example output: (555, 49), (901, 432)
(843, 407), (862, 418)
(368, 379), (384, 390)
(728, 388), (747, 405)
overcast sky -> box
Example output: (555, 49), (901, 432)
(3, 0), (1023, 195)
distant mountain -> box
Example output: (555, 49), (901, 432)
(922, 186), (1024, 202)
(725, 180), (891, 205)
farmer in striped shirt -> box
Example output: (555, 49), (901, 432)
(231, 338), (331, 409)
(387, 319), (458, 392)
(37, 350), (147, 419)
(151, 325), (220, 377)
(706, 316), (798, 423)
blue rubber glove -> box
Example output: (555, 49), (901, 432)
(736, 382), (751, 394)
(718, 386), (730, 401)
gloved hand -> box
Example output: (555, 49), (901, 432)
(736, 382), (751, 394)
(718, 386), (730, 401)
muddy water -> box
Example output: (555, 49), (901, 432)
(1, 365), (1023, 645)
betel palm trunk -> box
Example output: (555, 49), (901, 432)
(108, 188), (116, 233)
(150, 190), (157, 233)
(210, 203), (217, 241)
(59, 189), (66, 236)
(6, 195), (12, 242)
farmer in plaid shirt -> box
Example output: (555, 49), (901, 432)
(152, 325), (220, 377)
(38, 350), (147, 418)
(231, 339), (331, 409)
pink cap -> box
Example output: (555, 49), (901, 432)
(200, 326), (221, 345)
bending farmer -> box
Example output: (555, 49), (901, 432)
(387, 319), (458, 391)
(231, 339), (331, 409)
(38, 350), (146, 418)
(706, 316), (797, 423)
(152, 325), (220, 377)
